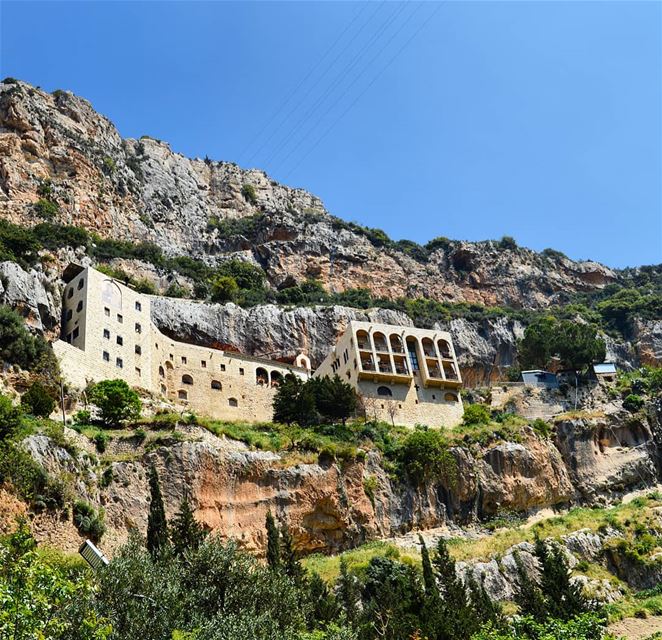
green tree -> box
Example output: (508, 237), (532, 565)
(518, 316), (558, 370)
(265, 510), (280, 570)
(307, 572), (339, 629)
(513, 551), (547, 622)
(398, 428), (456, 486)
(87, 379), (141, 427)
(337, 556), (360, 627)
(20, 380), (56, 417)
(210, 275), (239, 302)
(0, 394), (23, 440)
(281, 523), (304, 585)
(419, 534), (436, 598)
(310, 375), (358, 425)
(146, 464), (168, 558)
(273, 373), (318, 426)
(0, 306), (50, 370)
(463, 403), (491, 425)
(170, 495), (206, 557)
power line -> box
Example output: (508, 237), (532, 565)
(274, 2), (423, 173)
(283, 2), (444, 181)
(243, 1), (385, 168)
(238, 2), (367, 166)
(261, 1), (409, 170)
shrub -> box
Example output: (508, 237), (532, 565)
(0, 219), (41, 264)
(21, 381), (56, 417)
(0, 305), (51, 370)
(531, 418), (551, 439)
(93, 432), (109, 453)
(102, 156), (116, 175)
(73, 499), (106, 541)
(463, 404), (491, 426)
(397, 428), (456, 485)
(425, 236), (452, 253)
(241, 183), (258, 205)
(498, 235), (518, 250)
(623, 394), (645, 412)
(164, 282), (188, 298)
(0, 393), (23, 440)
(134, 278), (157, 294)
(87, 379), (141, 427)
(74, 409), (91, 425)
(33, 198), (59, 220)
(210, 275), (239, 302)
(33, 222), (89, 250)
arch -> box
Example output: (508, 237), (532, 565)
(438, 339), (452, 359)
(182, 374), (193, 385)
(373, 331), (388, 352)
(295, 353), (311, 371)
(256, 367), (269, 386)
(377, 386), (392, 397)
(159, 366), (165, 377)
(406, 336), (420, 372)
(211, 380), (222, 390)
(444, 392), (458, 402)
(443, 361), (458, 380)
(356, 329), (370, 350)
(421, 337), (435, 358)
(228, 397), (238, 407)
(178, 390), (188, 400)
(165, 360), (174, 370)
(389, 334), (404, 353)
(270, 371), (283, 387)
(101, 279), (123, 309)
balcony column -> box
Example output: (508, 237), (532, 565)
(369, 330), (378, 372)
(387, 339), (396, 375)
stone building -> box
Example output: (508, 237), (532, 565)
(314, 321), (464, 427)
(54, 264), (310, 422)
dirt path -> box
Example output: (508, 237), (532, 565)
(609, 615), (662, 639)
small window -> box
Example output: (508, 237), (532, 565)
(155, 343), (159, 349)
(170, 354), (174, 361)
(135, 367), (141, 377)
(77, 278), (84, 290)
(377, 386), (392, 397)
(116, 335), (123, 346)
(66, 332), (72, 343)
(76, 300), (83, 312)
(116, 357), (123, 368)
(444, 392), (458, 402)
(228, 397), (238, 407)
(432, 394), (436, 400)
(178, 390), (188, 400)
(104, 307), (110, 317)
(211, 380), (222, 390)
(103, 328), (110, 339)
(181, 356), (187, 365)
(160, 384), (167, 394)
(72, 327), (79, 339)
(239, 368), (244, 376)
(220, 364), (226, 371)
(201, 360), (206, 368)
(135, 323), (141, 334)
(117, 314), (123, 323)
(159, 366), (165, 377)
(135, 345), (142, 355)
(66, 309), (73, 321)
(182, 374), (193, 385)
(135, 301), (142, 312)
(102, 351), (110, 362)
(67, 288), (73, 299)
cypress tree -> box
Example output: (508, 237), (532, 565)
(419, 534), (437, 598)
(170, 494), (206, 557)
(337, 556), (360, 626)
(466, 571), (503, 629)
(513, 550), (547, 621)
(265, 510), (280, 570)
(307, 572), (339, 628)
(281, 523), (304, 585)
(146, 464), (168, 558)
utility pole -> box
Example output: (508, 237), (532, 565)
(60, 378), (66, 425)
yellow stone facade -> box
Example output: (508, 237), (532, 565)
(54, 265), (309, 422)
(314, 321), (464, 428)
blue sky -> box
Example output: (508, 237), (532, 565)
(2, 1), (660, 268)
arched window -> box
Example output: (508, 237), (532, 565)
(444, 392), (458, 402)
(211, 380), (222, 390)
(101, 280), (122, 309)
(356, 329), (370, 350)
(421, 337), (435, 358)
(77, 278), (84, 290)
(228, 397), (238, 407)
(270, 371), (283, 387)
(389, 334), (404, 353)
(178, 390), (188, 400)
(373, 332), (388, 352)
(76, 300), (83, 312)
(256, 367), (268, 386)
(377, 386), (392, 397)
(438, 340), (452, 359)
(182, 374), (193, 385)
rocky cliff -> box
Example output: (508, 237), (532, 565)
(0, 79), (619, 309)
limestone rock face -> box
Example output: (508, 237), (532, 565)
(0, 79), (620, 311)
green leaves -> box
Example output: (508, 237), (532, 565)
(87, 379), (141, 427)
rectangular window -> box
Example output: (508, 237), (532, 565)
(103, 329), (110, 339)
(135, 323), (141, 334)
(135, 345), (142, 355)
(239, 368), (244, 376)
(72, 327), (79, 340)
(66, 333), (72, 343)
(104, 307), (110, 317)
(135, 301), (142, 312)
(220, 364), (226, 371)
(135, 367), (141, 377)
(201, 360), (206, 368)
(117, 314), (123, 323)
(102, 351), (109, 362)
(116, 336), (123, 346)
(181, 356), (187, 365)
(116, 357), (123, 368)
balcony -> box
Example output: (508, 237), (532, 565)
(374, 340), (389, 353)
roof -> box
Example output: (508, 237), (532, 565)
(593, 363), (617, 375)
(62, 263), (85, 283)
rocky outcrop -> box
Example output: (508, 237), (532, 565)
(0, 79), (621, 310)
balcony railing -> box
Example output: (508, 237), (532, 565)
(361, 360), (376, 371)
(374, 341), (389, 352)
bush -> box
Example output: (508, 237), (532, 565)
(397, 428), (456, 485)
(0, 393), (23, 440)
(531, 418), (551, 439)
(73, 500), (106, 540)
(33, 222), (90, 250)
(210, 275), (239, 302)
(74, 409), (91, 425)
(623, 394), (645, 412)
(463, 404), (491, 426)
(164, 282), (188, 298)
(33, 198), (59, 220)
(21, 381), (56, 417)
(88, 379), (141, 427)
(0, 219), (41, 265)
(498, 236), (518, 250)
(94, 432), (109, 453)
(241, 183), (258, 205)
(0, 305), (51, 370)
